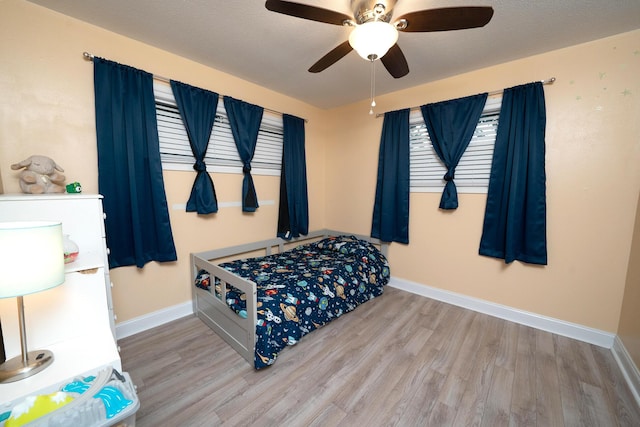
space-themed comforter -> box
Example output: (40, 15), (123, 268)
(194, 235), (390, 369)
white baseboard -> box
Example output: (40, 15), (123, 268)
(611, 336), (640, 407)
(388, 277), (616, 348)
(115, 301), (193, 340)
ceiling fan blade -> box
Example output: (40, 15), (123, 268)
(396, 7), (494, 32)
(308, 41), (353, 73)
(265, 0), (352, 25)
(381, 44), (409, 78)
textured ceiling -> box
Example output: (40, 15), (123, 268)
(27, 0), (640, 109)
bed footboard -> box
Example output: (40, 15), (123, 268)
(191, 254), (258, 365)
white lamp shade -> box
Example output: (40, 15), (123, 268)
(0, 221), (65, 298)
(348, 21), (399, 60)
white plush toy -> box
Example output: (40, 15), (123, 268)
(11, 155), (66, 194)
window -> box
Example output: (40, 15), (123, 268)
(409, 97), (501, 193)
(154, 81), (283, 176)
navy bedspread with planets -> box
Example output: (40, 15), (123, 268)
(194, 235), (390, 369)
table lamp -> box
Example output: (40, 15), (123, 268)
(0, 221), (65, 383)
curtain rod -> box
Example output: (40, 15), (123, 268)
(374, 77), (556, 118)
(83, 52), (308, 123)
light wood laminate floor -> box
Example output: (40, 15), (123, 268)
(119, 286), (640, 426)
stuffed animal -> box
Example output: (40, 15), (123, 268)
(11, 155), (66, 194)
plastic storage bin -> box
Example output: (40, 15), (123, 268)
(0, 368), (138, 427)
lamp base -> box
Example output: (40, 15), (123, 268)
(0, 350), (54, 383)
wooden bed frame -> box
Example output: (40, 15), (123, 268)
(190, 229), (388, 366)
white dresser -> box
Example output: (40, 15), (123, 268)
(0, 194), (120, 403)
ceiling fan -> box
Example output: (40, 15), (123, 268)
(265, 0), (494, 78)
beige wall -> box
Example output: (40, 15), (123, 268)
(620, 192), (640, 367)
(0, 0), (328, 322)
(2, 0), (639, 354)
(325, 30), (640, 335)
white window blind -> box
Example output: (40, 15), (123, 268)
(154, 81), (283, 175)
(410, 97), (501, 193)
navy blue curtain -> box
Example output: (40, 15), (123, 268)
(223, 96), (264, 212)
(277, 114), (309, 239)
(479, 82), (547, 265)
(170, 80), (219, 214)
(93, 57), (177, 269)
(371, 108), (410, 244)
(420, 93), (488, 209)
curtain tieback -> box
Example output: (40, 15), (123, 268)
(243, 163), (252, 174)
(444, 168), (455, 182)
(193, 159), (207, 172)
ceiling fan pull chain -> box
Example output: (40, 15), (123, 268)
(369, 58), (376, 115)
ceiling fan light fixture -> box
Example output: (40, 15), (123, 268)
(348, 21), (398, 61)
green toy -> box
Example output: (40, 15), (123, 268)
(65, 182), (82, 193)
